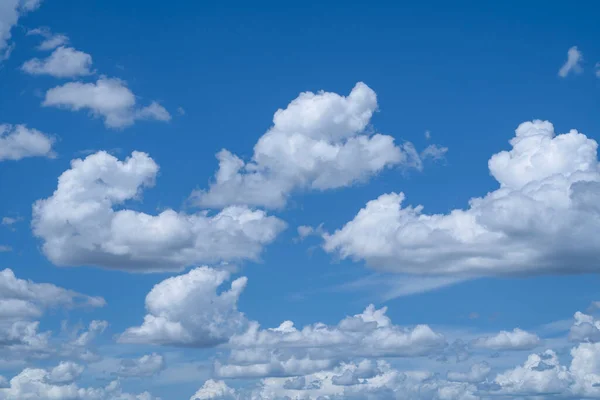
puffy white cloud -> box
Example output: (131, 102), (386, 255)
(494, 350), (572, 396)
(0, 124), (55, 161)
(569, 311), (600, 343)
(118, 267), (248, 346)
(218, 304), (446, 379)
(0, 269), (105, 363)
(190, 379), (237, 400)
(195, 360), (479, 400)
(32, 151), (286, 272)
(193, 82), (443, 209)
(116, 353), (165, 378)
(22, 46), (93, 77)
(324, 120), (600, 279)
(559, 46), (583, 77)
(27, 27), (70, 50)
(472, 328), (540, 351)
(0, 363), (161, 400)
(0, 0), (42, 60)
(43, 77), (171, 128)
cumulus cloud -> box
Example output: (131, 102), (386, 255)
(0, 268), (105, 363)
(190, 379), (237, 400)
(22, 46), (93, 77)
(569, 311), (600, 343)
(559, 46), (583, 77)
(0, 363), (161, 400)
(32, 151), (286, 272)
(42, 77), (171, 128)
(118, 267), (248, 346)
(194, 360), (479, 400)
(324, 120), (600, 280)
(0, 0), (42, 60)
(0, 124), (55, 161)
(471, 328), (540, 351)
(192, 82), (444, 209)
(218, 304), (446, 379)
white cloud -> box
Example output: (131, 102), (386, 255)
(195, 360), (479, 400)
(27, 27), (70, 50)
(193, 82), (443, 209)
(32, 151), (286, 272)
(0, 0), (42, 60)
(0, 268), (105, 363)
(472, 328), (540, 351)
(22, 46), (93, 77)
(0, 124), (55, 161)
(118, 267), (248, 346)
(190, 379), (237, 400)
(569, 311), (600, 343)
(218, 304), (446, 379)
(324, 120), (600, 280)
(116, 353), (165, 378)
(559, 46), (583, 77)
(0, 363), (161, 400)
(596, 62), (600, 78)
(43, 77), (171, 128)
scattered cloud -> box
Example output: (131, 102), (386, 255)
(118, 267), (248, 347)
(0, 124), (55, 161)
(472, 328), (541, 351)
(0, 363), (160, 399)
(324, 120), (600, 281)
(22, 46), (94, 77)
(42, 77), (171, 129)
(27, 27), (69, 50)
(559, 46), (583, 77)
(0, 0), (43, 60)
(32, 151), (286, 272)
(192, 82), (445, 209)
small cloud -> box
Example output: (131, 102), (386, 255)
(425, 130), (431, 140)
(1, 217), (20, 226)
(177, 106), (186, 116)
(558, 46), (583, 77)
(27, 27), (70, 51)
(595, 62), (600, 78)
(295, 224), (324, 242)
(0, 245), (12, 252)
(420, 144), (448, 161)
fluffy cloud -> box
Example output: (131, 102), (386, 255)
(118, 267), (248, 346)
(0, 268), (105, 363)
(32, 151), (286, 272)
(559, 46), (583, 77)
(0, 124), (55, 161)
(43, 77), (171, 128)
(190, 379), (237, 400)
(218, 304), (446, 379)
(22, 46), (93, 77)
(116, 353), (165, 378)
(471, 328), (540, 351)
(569, 311), (600, 343)
(193, 82), (445, 209)
(324, 120), (600, 279)
(194, 361), (479, 400)
(0, 0), (42, 59)
(0, 363), (160, 400)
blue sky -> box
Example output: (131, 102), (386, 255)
(1, 0), (600, 399)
